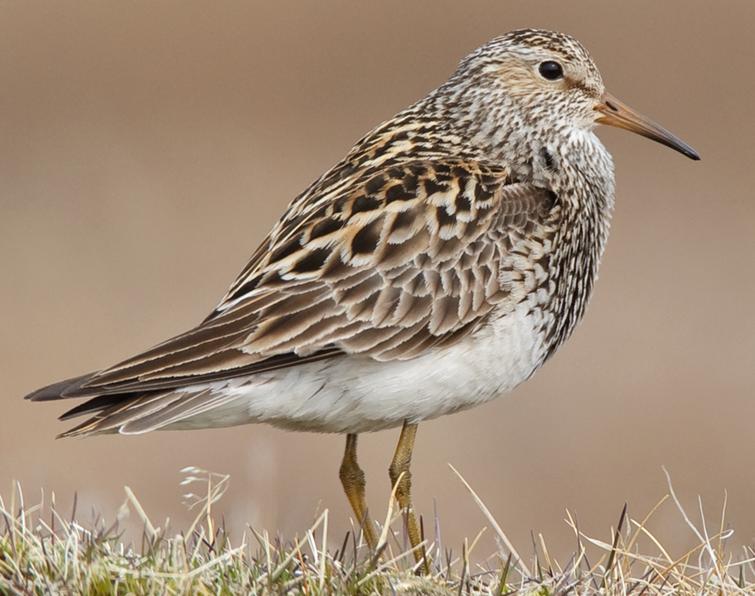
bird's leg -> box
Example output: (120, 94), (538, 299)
(339, 433), (377, 550)
(388, 421), (430, 573)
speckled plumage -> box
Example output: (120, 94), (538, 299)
(26, 29), (697, 441)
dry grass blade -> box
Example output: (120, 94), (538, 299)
(602, 502), (628, 588)
(448, 463), (531, 578)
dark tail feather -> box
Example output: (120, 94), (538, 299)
(58, 394), (138, 421)
(26, 373), (161, 438)
(24, 373), (95, 402)
(57, 415), (121, 439)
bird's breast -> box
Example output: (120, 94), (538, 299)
(499, 131), (615, 362)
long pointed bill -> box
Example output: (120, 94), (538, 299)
(596, 92), (700, 160)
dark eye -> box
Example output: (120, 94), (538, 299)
(538, 61), (564, 81)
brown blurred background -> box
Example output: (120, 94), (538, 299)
(1, 1), (753, 562)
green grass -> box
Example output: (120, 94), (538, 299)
(1, 467), (752, 594)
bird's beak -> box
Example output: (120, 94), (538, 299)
(595, 92), (700, 160)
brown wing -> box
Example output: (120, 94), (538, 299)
(28, 159), (555, 402)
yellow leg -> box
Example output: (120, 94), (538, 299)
(339, 433), (377, 550)
(388, 421), (430, 573)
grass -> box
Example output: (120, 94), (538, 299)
(1, 467), (753, 595)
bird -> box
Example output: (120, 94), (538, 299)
(25, 28), (699, 571)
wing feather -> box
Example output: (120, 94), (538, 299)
(33, 158), (556, 435)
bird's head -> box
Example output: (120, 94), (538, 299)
(450, 29), (699, 160)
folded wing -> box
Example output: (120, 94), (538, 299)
(26, 158), (556, 434)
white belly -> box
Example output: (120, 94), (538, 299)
(168, 306), (545, 434)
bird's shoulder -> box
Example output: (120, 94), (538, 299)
(219, 151), (554, 312)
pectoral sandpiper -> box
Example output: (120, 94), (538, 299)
(26, 29), (699, 571)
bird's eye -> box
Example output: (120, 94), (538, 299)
(538, 61), (564, 81)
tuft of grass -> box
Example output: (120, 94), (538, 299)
(1, 467), (753, 594)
